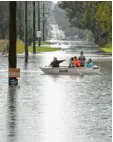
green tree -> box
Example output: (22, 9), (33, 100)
(59, 1), (112, 45)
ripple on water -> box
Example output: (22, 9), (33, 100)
(0, 52), (112, 142)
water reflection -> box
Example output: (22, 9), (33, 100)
(0, 42), (111, 142)
(24, 62), (28, 69)
(7, 86), (17, 142)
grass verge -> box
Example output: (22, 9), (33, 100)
(0, 40), (8, 52)
(100, 43), (112, 53)
(32, 41), (52, 46)
(16, 40), (25, 53)
(29, 46), (61, 53)
(0, 40), (60, 54)
(0, 39), (25, 53)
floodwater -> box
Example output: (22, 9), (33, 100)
(0, 45), (112, 142)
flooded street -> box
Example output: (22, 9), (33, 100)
(0, 45), (112, 142)
(0, 1), (112, 142)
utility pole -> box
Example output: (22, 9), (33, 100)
(9, 1), (18, 85)
(33, 1), (36, 53)
(9, 2), (17, 68)
(42, 3), (45, 41)
(37, 1), (41, 46)
(25, 1), (28, 62)
(19, 1), (22, 39)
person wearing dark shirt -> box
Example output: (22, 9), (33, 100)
(78, 51), (86, 67)
(69, 57), (74, 67)
(50, 57), (65, 67)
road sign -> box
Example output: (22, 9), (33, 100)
(37, 31), (41, 37)
(8, 68), (20, 85)
(8, 68), (20, 78)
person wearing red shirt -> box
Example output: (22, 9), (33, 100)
(73, 56), (80, 67)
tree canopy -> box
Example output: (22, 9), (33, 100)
(0, 1), (51, 42)
(59, 1), (112, 45)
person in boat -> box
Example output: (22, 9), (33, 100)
(50, 57), (65, 67)
(87, 58), (93, 68)
(69, 57), (74, 67)
(78, 51), (86, 67)
(73, 56), (80, 67)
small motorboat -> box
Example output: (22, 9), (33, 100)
(39, 66), (101, 75)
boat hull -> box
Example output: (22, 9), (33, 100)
(39, 67), (100, 75)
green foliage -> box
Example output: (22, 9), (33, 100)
(96, 2), (112, 40)
(86, 31), (94, 42)
(59, 1), (112, 46)
(0, 1), (50, 41)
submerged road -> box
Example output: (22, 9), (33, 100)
(0, 43), (112, 142)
